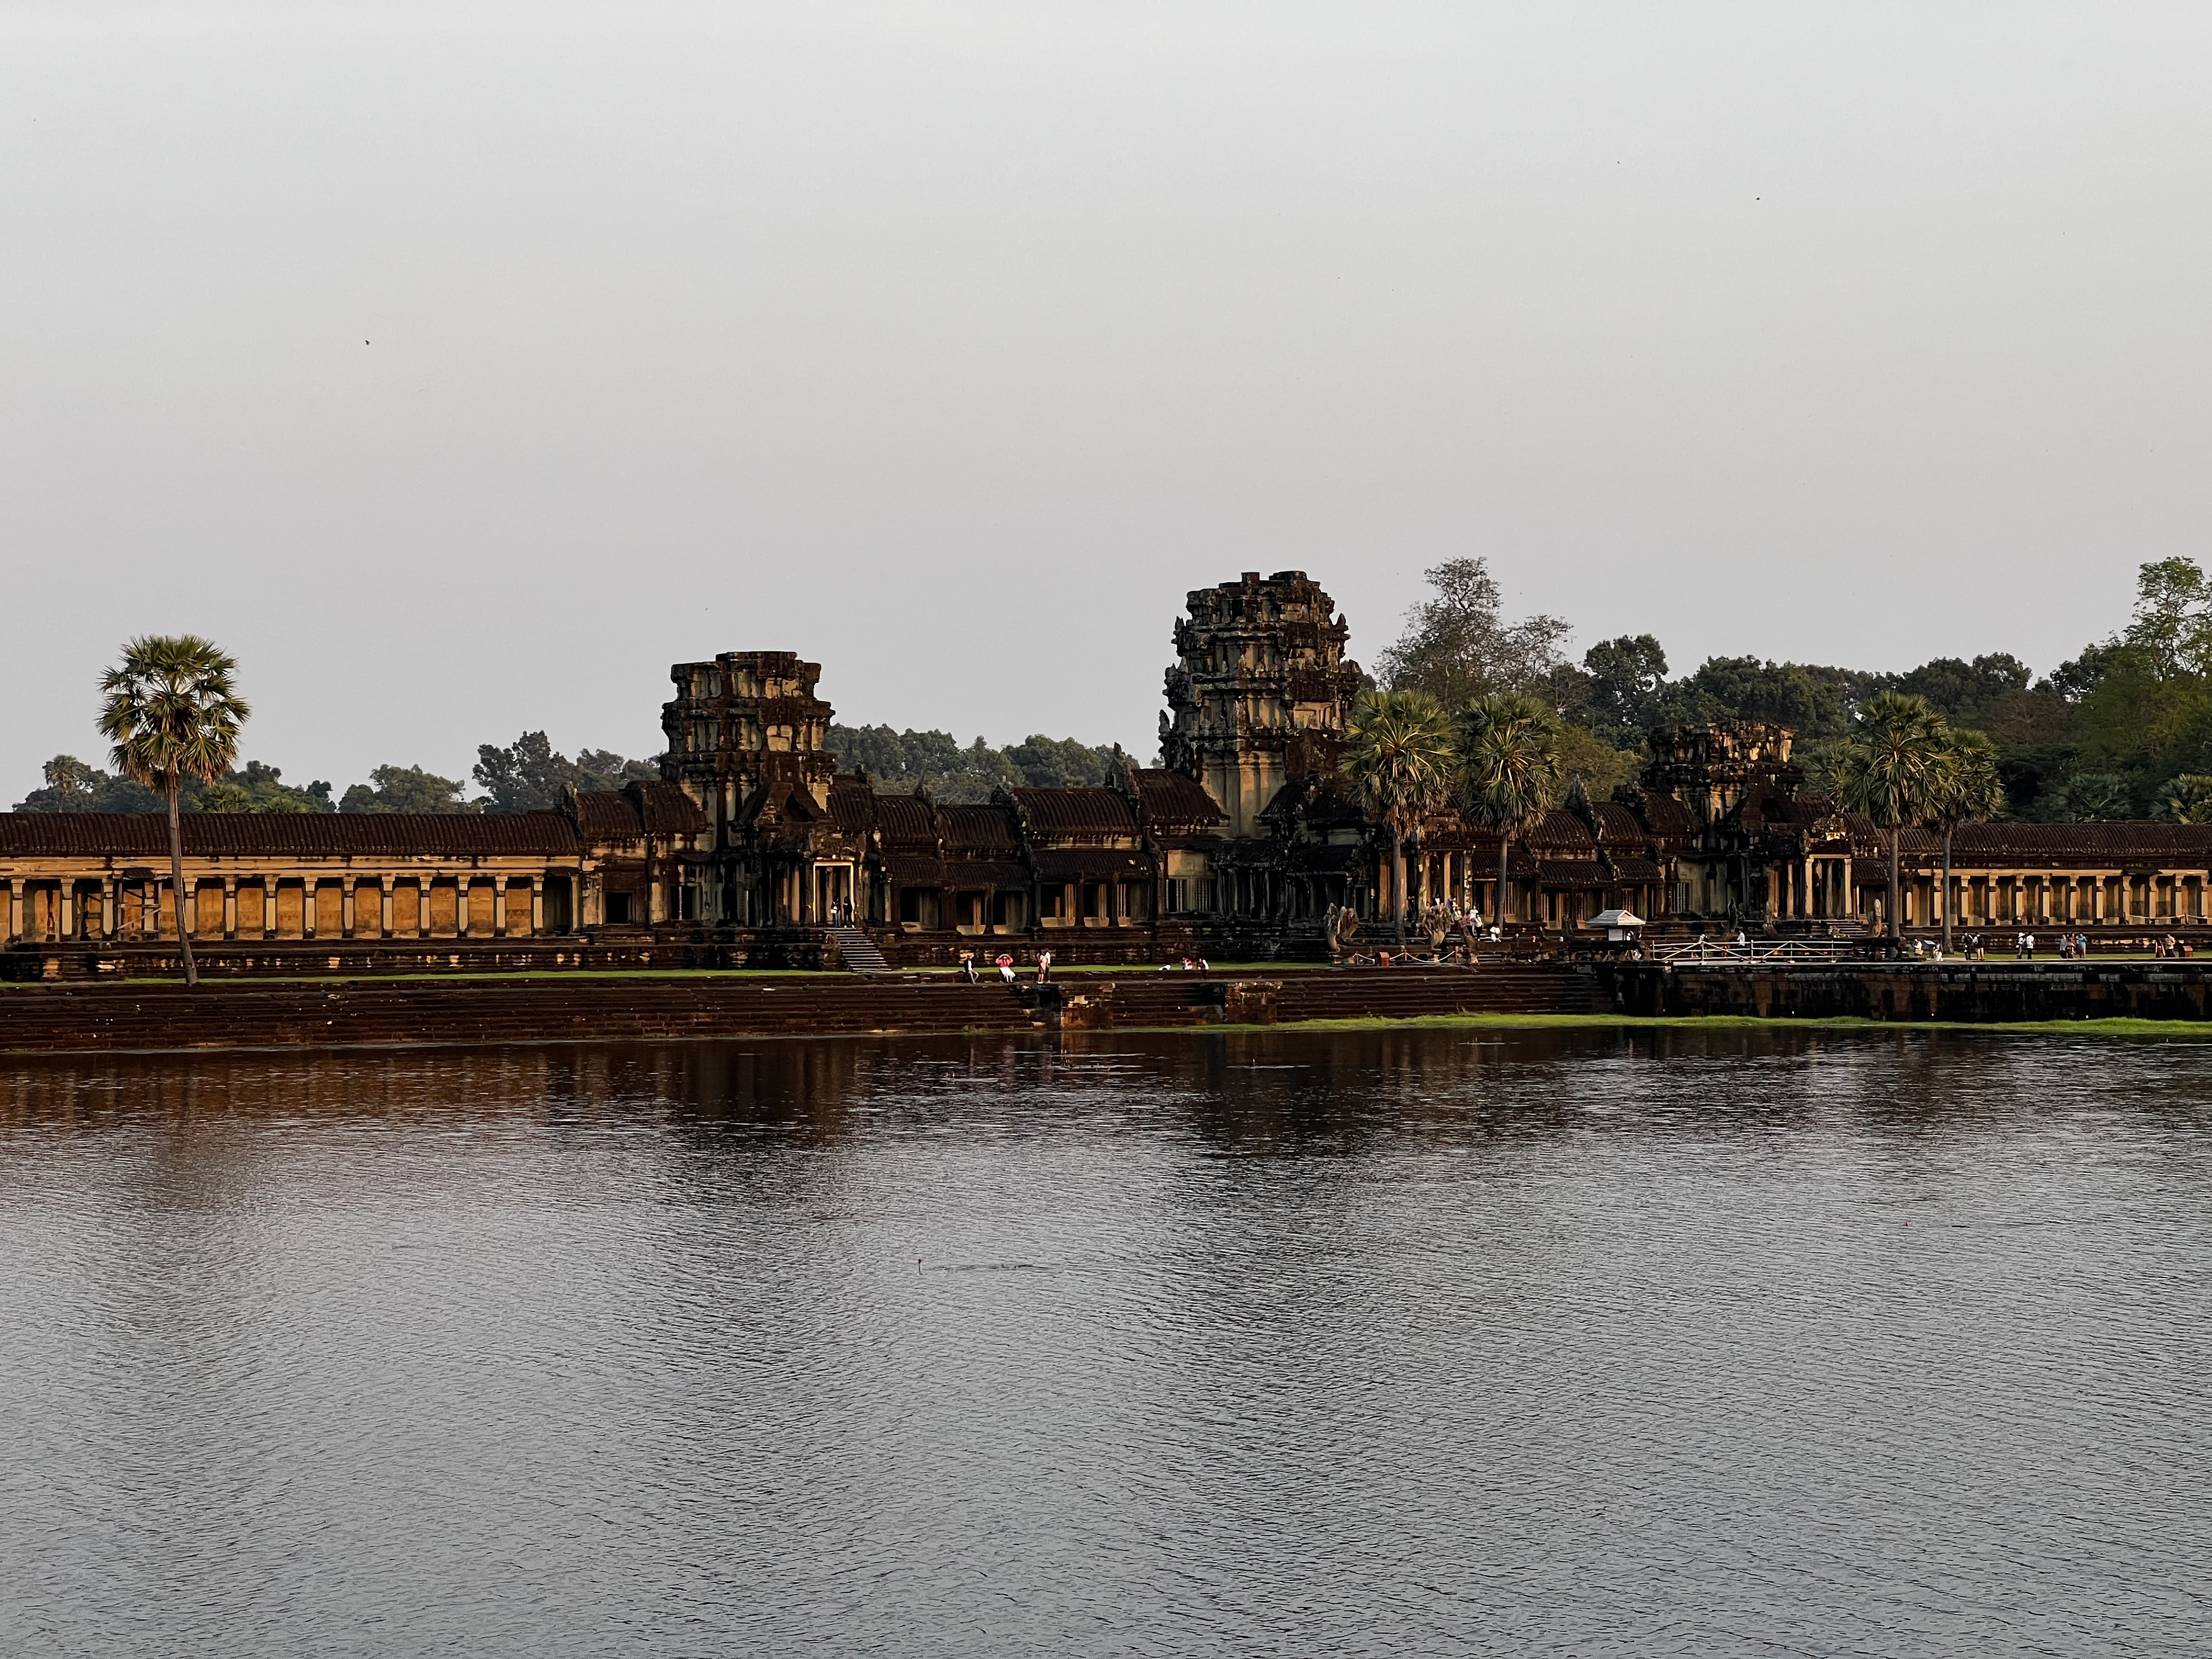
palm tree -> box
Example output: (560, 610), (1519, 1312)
(97, 637), (250, 986)
(1925, 728), (2004, 954)
(1831, 692), (1946, 940)
(1342, 689), (1456, 947)
(2162, 773), (2212, 823)
(1456, 691), (1566, 933)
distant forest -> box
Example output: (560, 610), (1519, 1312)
(825, 727), (1123, 804)
(1373, 554), (2212, 823)
(14, 733), (658, 817)
(18, 553), (2212, 823)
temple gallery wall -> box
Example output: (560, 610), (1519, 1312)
(8, 571), (2212, 961)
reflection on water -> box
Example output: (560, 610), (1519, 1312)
(3, 1025), (2209, 1657)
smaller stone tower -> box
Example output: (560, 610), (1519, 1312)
(661, 650), (838, 851)
(1160, 571), (1363, 840)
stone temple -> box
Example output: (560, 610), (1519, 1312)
(6, 569), (2212, 971)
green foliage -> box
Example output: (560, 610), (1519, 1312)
(1553, 724), (1643, 799)
(1005, 733), (1120, 789)
(340, 764), (478, 815)
(196, 761), (332, 814)
(1375, 558), (1571, 706)
(1344, 689), (1458, 941)
(1892, 654), (2032, 724)
(2059, 771), (2135, 822)
(13, 755), (166, 813)
(2066, 559), (2212, 812)
(826, 724), (1115, 802)
(1676, 656), (1874, 740)
(1456, 691), (1566, 837)
(1831, 693), (1948, 830)
(473, 732), (658, 814)
(98, 635), (250, 801)
(2161, 773), (2212, 824)
(1926, 728), (2006, 833)
(1344, 691), (1458, 836)
(1574, 634), (1671, 746)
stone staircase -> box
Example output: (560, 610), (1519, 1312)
(826, 926), (893, 973)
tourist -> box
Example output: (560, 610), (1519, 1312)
(1196, 957), (1210, 978)
(960, 951), (977, 984)
(1036, 950), (1052, 983)
(2025, 932), (2035, 960)
(995, 953), (1015, 985)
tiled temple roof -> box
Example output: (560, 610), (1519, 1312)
(573, 784), (706, 842)
(873, 794), (937, 846)
(937, 804), (1021, 853)
(1892, 822), (2212, 867)
(0, 811), (581, 859)
(1011, 787), (1138, 836)
(1129, 769), (1225, 825)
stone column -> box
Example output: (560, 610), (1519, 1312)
(380, 878), (394, 934)
(530, 876), (544, 935)
(456, 877), (471, 938)
(493, 875), (508, 937)
(223, 877), (238, 940)
(60, 883), (76, 940)
(341, 877), (356, 938)
(101, 878), (117, 940)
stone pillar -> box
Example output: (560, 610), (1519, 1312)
(300, 877), (316, 938)
(342, 877), (357, 939)
(60, 883), (76, 940)
(493, 875), (508, 937)
(101, 878), (117, 940)
(531, 876), (544, 935)
(223, 877), (238, 941)
(456, 877), (471, 938)
(380, 878), (394, 935)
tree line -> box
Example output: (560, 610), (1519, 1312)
(15, 732), (660, 816)
(825, 726), (1123, 802)
(1374, 555), (2212, 824)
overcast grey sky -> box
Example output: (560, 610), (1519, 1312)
(6, 1), (2209, 797)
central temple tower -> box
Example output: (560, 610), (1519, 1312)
(1160, 571), (1361, 840)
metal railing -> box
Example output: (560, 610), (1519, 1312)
(1656, 938), (1871, 965)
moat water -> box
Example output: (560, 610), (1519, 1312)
(2, 1026), (2207, 1657)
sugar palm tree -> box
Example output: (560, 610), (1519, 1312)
(97, 637), (249, 985)
(1831, 692), (1947, 940)
(1925, 727), (2004, 954)
(1456, 691), (1566, 932)
(1342, 689), (1456, 947)
(2161, 774), (2212, 823)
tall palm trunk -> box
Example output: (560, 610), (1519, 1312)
(1391, 822), (1408, 948)
(1498, 828), (1511, 928)
(1940, 826), (1954, 954)
(1887, 822), (1901, 941)
(166, 775), (197, 987)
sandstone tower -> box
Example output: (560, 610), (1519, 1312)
(1160, 571), (1362, 840)
(660, 650), (838, 847)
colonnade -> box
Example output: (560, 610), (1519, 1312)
(2, 870), (576, 946)
(1926, 872), (2205, 928)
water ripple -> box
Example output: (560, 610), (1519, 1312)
(1, 1025), (2206, 1656)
